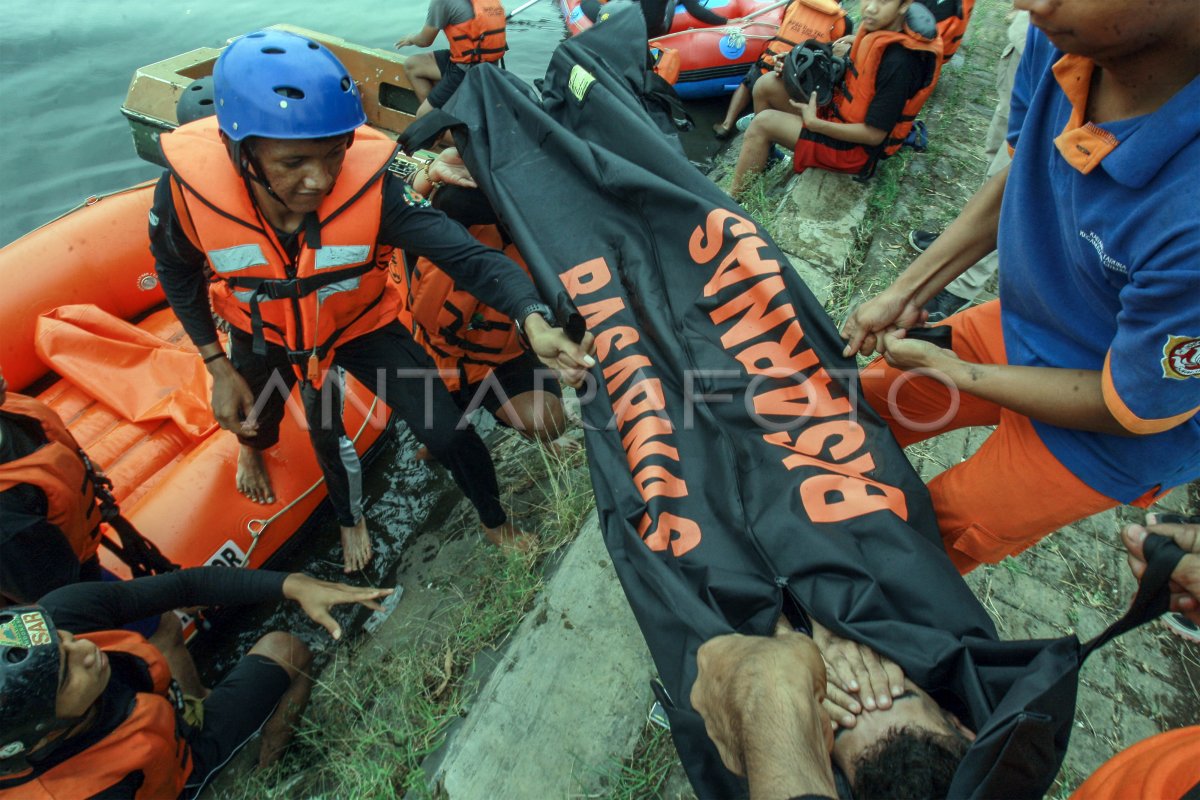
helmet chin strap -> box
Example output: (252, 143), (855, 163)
(237, 141), (285, 206)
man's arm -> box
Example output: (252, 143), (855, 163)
(149, 174), (260, 434)
(395, 25), (439, 49)
(40, 567), (393, 640)
(40, 567), (288, 633)
(691, 631), (837, 799)
(840, 164), (1007, 357)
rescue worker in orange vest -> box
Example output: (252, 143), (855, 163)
(396, 0), (508, 119)
(0, 567), (390, 798)
(712, 0), (851, 140)
(729, 0), (943, 195)
(399, 158), (570, 450)
(0, 367), (208, 700)
(150, 31), (595, 571)
(1069, 726), (1200, 800)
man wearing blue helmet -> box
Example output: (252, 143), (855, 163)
(150, 30), (595, 571)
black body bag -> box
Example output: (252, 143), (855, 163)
(407, 5), (1188, 796)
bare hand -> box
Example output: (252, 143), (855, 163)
(524, 314), (597, 389)
(427, 148), (477, 189)
(832, 35), (853, 58)
(811, 621), (903, 725)
(877, 330), (957, 372)
(840, 289), (928, 358)
(394, 35), (416, 48)
(789, 91), (819, 126)
(691, 630), (832, 777)
(209, 361), (259, 436)
(282, 573), (393, 640)
(1124, 519), (1200, 623)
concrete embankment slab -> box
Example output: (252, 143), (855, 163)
(427, 512), (656, 798)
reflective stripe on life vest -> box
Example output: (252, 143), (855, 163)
(0, 631), (191, 800)
(760, 0), (849, 71)
(831, 23), (942, 162)
(447, 0), (508, 65)
(0, 394), (102, 564)
(159, 117), (401, 387)
(391, 224), (525, 393)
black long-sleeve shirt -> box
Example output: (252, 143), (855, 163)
(149, 172), (542, 348)
(40, 566), (289, 633)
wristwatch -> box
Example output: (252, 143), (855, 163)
(515, 302), (555, 347)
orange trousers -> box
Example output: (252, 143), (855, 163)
(860, 301), (1160, 574)
(1070, 727), (1200, 800)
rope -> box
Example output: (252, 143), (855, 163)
(241, 396), (384, 564)
(653, 21), (780, 43)
(16, 181), (158, 240)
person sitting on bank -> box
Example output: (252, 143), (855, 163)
(711, 0), (850, 140)
(728, 0), (942, 195)
(399, 152), (570, 450)
(0, 567), (390, 797)
(0, 367), (206, 700)
(151, 31), (595, 571)
(396, 0), (508, 119)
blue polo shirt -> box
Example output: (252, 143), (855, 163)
(997, 29), (1200, 503)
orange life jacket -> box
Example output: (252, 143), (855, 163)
(0, 394), (102, 564)
(0, 631), (191, 800)
(651, 45), (681, 85)
(933, 0), (973, 58)
(447, 0), (508, 65)
(831, 23), (942, 163)
(391, 224), (526, 393)
(159, 117), (400, 387)
(759, 0), (849, 71)
(1070, 726), (1200, 800)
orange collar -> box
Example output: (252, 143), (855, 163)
(1051, 54), (1119, 174)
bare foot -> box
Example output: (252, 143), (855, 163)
(236, 445), (275, 504)
(547, 435), (584, 458)
(483, 521), (537, 552)
(340, 517), (373, 574)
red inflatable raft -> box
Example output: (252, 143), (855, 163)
(559, 0), (786, 98)
(0, 184), (391, 593)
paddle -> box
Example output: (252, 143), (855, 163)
(506, 0), (541, 20)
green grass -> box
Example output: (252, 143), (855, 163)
(597, 724), (684, 800)
(214, 437), (596, 799)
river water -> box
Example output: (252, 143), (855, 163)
(0, 0), (584, 245)
(0, 1), (726, 246)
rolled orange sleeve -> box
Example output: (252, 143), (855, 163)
(1102, 351), (1200, 435)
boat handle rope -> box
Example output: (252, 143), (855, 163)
(242, 396), (383, 564)
(21, 181), (159, 238)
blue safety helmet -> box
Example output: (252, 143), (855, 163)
(213, 29), (368, 142)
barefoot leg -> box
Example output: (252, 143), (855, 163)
(236, 445), (276, 504)
(249, 632), (313, 769)
(148, 611), (209, 698)
(339, 516), (374, 574)
(483, 519), (537, 552)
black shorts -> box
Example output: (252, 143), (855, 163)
(428, 49), (469, 108)
(183, 653), (292, 797)
(455, 351), (563, 424)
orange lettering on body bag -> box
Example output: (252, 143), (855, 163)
(800, 473), (909, 523)
(638, 511), (702, 556)
(562, 256), (613, 297)
(689, 209), (757, 265)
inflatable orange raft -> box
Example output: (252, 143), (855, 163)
(559, 0), (786, 98)
(0, 184), (391, 594)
